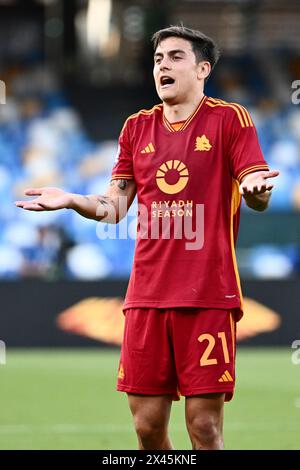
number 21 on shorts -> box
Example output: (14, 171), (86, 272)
(198, 332), (230, 366)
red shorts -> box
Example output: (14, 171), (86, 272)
(117, 308), (237, 402)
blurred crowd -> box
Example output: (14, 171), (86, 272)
(1, 62), (300, 280)
(1, 64), (135, 280)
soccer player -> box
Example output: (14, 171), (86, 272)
(16, 26), (279, 450)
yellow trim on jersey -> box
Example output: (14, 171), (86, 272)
(111, 174), (134, 180)
(207, 97), (254, 127)
(232, 178), (242, 216)
(206, 99), (246, 128)
(163, 114), (176, 132)
(180, 95), (206, 130)
(163, 95), (206, 132)
(120, 104), (163, 134)
(237, 164), (269, 183)
(230, 179), (243, 312)
(230, 311), (236, 359)
(209, 97), (254, 127)
(171, 121), (186, 131)
(206, 97), (253, 128)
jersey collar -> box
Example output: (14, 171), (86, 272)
(162, 95), (206, 132)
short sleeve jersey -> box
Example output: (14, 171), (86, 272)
(111, 96), (269, 319)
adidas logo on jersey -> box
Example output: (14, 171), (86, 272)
(218, 370), (233, 382)
(141, 142), (155, 153)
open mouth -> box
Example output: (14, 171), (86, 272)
(160, 76), (175, 89)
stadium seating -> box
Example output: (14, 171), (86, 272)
(1, 60), (299, 279)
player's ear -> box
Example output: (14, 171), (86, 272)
(197, 61), (211, 81)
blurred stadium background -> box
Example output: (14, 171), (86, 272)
(0, 0), (300, 450)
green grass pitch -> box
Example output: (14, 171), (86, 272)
(0, 348), (299, 449)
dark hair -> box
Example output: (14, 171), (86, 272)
(152, 25), (220, 79)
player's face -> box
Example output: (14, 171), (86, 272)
(153, 37), (208, 104)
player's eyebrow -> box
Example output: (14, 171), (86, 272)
(154, 49), (186, 59)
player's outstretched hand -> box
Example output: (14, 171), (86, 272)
(239, 170), (280, 196)
(15, 187), (73, 211)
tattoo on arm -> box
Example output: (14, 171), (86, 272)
(110, 179), (128, 190)
(83, 195), (113, 205)
(83, 195), (115, 219)
(96, 196), (112, 206)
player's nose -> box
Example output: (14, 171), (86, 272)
(159, 58), (171, 71)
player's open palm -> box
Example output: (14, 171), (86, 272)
(15, 187), (72, 211)
(239, 170), (280, 195)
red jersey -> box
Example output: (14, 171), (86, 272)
(111, 96), (269, 319)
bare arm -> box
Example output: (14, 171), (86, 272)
(70, 179), (136, 223)
(239, 170), (279, 212)
(15, 179), (137, 224)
